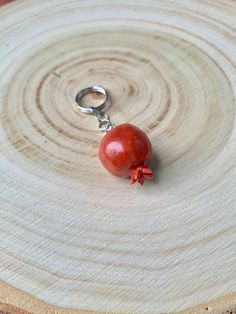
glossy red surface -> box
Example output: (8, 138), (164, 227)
(99, 123), (153, 184)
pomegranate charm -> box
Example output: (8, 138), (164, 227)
(76, 86), (153, 185)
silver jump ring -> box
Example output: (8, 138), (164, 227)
(75, 86), (109, 115)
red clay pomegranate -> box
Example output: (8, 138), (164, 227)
(99, 123), (153, 185)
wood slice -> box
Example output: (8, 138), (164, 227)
(0, 0), (235, 313)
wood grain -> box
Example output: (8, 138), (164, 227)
(0, 0), (235, 313)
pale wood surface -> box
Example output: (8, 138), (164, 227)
(0, 0), (235, 313)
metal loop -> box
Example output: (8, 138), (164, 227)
(75, 86), (109, 115)
(95, 111), (115, 132)
(75, 86), (115, 132)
